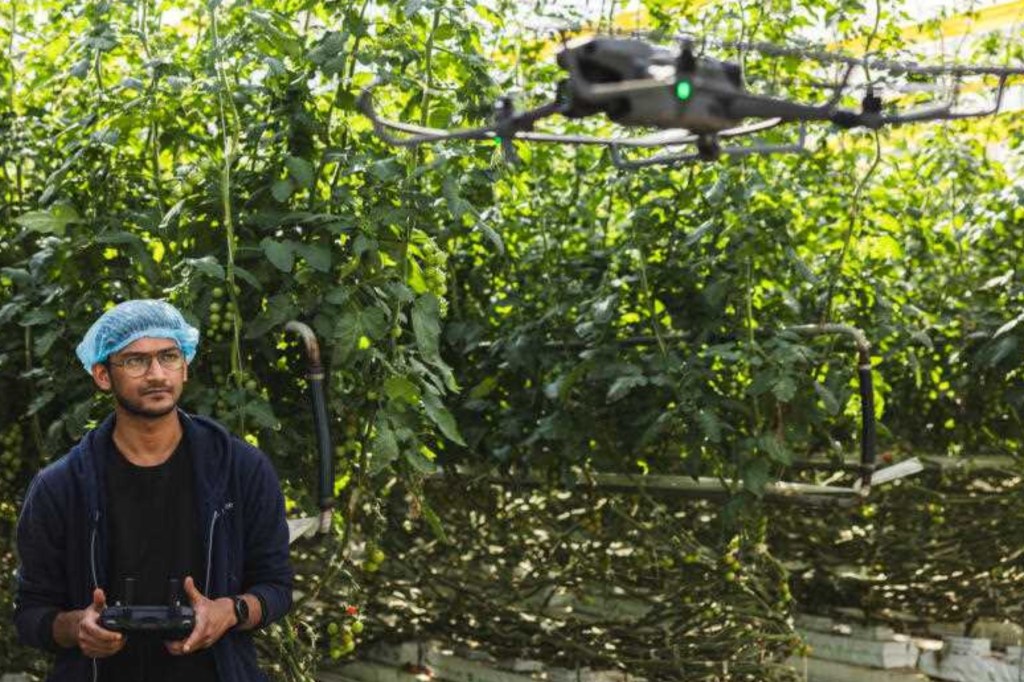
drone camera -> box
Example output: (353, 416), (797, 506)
(676, 42), (697, 75)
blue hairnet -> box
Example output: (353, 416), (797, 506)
(75, 299), (199, 373)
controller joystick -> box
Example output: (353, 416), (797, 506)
(100, 577), (195, 639)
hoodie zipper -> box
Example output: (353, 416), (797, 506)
(90, 510), (100, 682)
(205, 502), (234, 594)
(90, 510), (100, 590)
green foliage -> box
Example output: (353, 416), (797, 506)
(2, 0), (1023, 677)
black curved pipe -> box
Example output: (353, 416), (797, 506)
(856, 348), (877, 491)
(788, 324), (877, 494)
(285, 321), (335, 534)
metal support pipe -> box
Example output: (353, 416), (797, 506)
(285, 321), (335, 534)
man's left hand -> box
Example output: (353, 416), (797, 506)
(166, 576), (236, 655)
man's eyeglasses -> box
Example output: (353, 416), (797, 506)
(108, 349), (185, 377)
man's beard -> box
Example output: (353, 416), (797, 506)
(109, 377), (179, 419)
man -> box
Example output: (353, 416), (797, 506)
(14, 299), (293, 681)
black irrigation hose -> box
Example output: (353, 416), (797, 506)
(285, 321), (335, 534)
(857, 347), (877, 490)
(787, 324), (876, 492)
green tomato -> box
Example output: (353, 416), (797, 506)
(350, 620), (364, 635)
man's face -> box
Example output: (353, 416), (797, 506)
(92, 337), (189, 419)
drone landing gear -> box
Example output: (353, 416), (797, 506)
(610, 122), (807, 169)
(696, 135), (721, 161)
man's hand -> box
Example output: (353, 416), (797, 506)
(166, 576), (236, 655)
(53, 588), (126, 658)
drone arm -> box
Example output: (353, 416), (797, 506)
(883, 103), (953, 125)
(358, 86), (498, 145)
(358, 84), (571, 150)
(724, 90), (833, 124)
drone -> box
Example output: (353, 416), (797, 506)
(358, 35), (1024, 167)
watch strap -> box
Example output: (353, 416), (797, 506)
(254, 592), (268, 628)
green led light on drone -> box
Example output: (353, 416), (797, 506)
(493, 136), (502, 145)
(676, 81), (693, 101)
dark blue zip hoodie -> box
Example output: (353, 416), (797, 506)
(14, 410), (294, 682)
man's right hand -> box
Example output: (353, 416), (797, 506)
(53, 588), (125, 658)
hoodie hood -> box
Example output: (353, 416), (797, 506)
(62, 410), (235, 522)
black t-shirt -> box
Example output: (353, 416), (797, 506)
(101, 436), (219, 682)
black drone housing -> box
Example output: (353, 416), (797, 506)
(556, 36), (746, 132)
(99, 578), (195, 639)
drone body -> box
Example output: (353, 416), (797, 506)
(556, 37), (746, 134)
(358, 32), (1023, 167)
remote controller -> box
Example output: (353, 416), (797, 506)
(100, 578), (195, 639)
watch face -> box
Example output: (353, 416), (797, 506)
(234, 597), (249, 627)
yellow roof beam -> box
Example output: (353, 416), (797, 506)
(533, 7), (652, 61)
(550, 0), (1024, 52)
(899, 0), (1024, 43)
(838, 1), (1024, 53)
(533, 1), (720, 60)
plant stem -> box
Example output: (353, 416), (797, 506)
(23, 328), (45, 458)
(209, 3), (244, 399)
(746, 257), (761, 429)
(317, 0), (371, 212)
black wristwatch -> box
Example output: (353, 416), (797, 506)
(232, 596), (249, 630)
